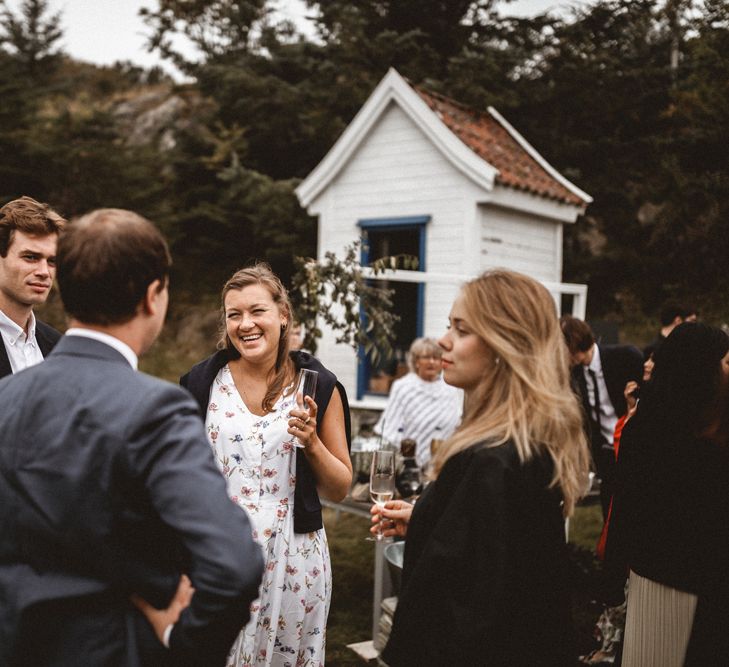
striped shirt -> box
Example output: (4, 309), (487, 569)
(374, 373), (463, 467)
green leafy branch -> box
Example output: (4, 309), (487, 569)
(291, 240), (418, 364)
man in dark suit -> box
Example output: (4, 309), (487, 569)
(560, 316), (643, 518)
(0, 196), (66, 377)
(0, 209), (264, 666)
(643, 300), (697, 361)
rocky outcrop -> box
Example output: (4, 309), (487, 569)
(111, 86), (211, 150)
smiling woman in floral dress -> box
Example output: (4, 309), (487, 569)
(181, 264), (352, 667)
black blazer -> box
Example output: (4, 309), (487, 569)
(382, 440), (573, 667)
(0, 319), (61, 378)
(0, 335), (264, 666)
(572, 344), (643, 439)
(180, 349), (351, 534)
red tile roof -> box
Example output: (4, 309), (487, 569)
(414, 86), (586, 206)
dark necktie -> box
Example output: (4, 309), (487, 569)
(588, 368), (602, 431)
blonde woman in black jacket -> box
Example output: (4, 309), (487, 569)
(372, 270), (590, 666)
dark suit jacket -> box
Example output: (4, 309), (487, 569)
(181, 349), (352, 534)
(0, 335), (264, 666)
(0, 318), (61, 378)
(383, 441), (573, 667)
(572, 344), (643, 448)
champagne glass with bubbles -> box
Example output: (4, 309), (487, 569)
(292, 369), (318, 448)
(368, 450), (395, 541)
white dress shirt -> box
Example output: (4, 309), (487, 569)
(0, 309), (45, 373)
(583, 344), (618, 446)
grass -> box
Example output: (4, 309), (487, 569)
(569, 502), (604, 551)
(323, 502), (605, 665)
(324, 509), (375, 666)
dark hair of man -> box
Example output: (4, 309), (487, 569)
(57, 209), (171, 326)
(0, 196), (66, 257)
(659, 301), (697, 327)
(559, 315), (595, 354)
(636, 322), (729, 438)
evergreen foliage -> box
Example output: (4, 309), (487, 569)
(2, 0), (728, 331)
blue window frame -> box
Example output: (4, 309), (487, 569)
(356, 215), (429, 400)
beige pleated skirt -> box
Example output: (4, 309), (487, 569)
(622, 570), (698, 667)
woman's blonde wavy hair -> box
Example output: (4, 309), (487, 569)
(431, 269), (590, 516)
(218, 263), (295, 413)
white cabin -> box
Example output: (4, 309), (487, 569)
(296, 69), (592, 409)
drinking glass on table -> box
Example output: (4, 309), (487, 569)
(368, 449), (395, 541)
(292, 369), (318, 447)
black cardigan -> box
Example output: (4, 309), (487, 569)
(180, 349), (351, 533)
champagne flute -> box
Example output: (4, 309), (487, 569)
(368, 450), (395, 541)
(292, 369), (318, 448)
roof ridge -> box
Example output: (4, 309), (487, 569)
(413, 81), (589, 206)
(412, 83), (487, 119)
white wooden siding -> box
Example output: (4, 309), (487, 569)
(309, 102), (482, 400)
(477, 203), (561, 282)
(304, 102), (577, 405)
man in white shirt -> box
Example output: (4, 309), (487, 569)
(0, 195), (66, 377)
(560, 315), (643, 518)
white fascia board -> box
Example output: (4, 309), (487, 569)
(296, 68), (499, 208)
(486, 185), (587, 223)
(487, 106), (593, 205)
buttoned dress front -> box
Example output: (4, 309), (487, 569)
(206, 365), (331, 667)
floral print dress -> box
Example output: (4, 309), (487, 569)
(206, 365), (331, 667)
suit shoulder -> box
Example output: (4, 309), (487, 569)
(474, 439), (522, 467)
(622, 344), (642, 359)
(602, 343), (641, 356)
(601, 343), (643, 365)
(138, 371), (195, 399)
(35, 319), (61, 341)
(118, 370), (199, 415)
(446, 440), (520, 476)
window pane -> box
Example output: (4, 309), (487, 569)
(366, 227), (420, 263)
(367, 280), (419, 394)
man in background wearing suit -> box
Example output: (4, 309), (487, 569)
(0, 209), (264, 666)
(643, 300), (697, 360)
(561, 315), (643, 518)
(0, 196), (66, 377)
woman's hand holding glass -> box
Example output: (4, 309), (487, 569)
(289, 369), (318, 448)
(288, 395), (318, 449)
(370, 500), (413, 539)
